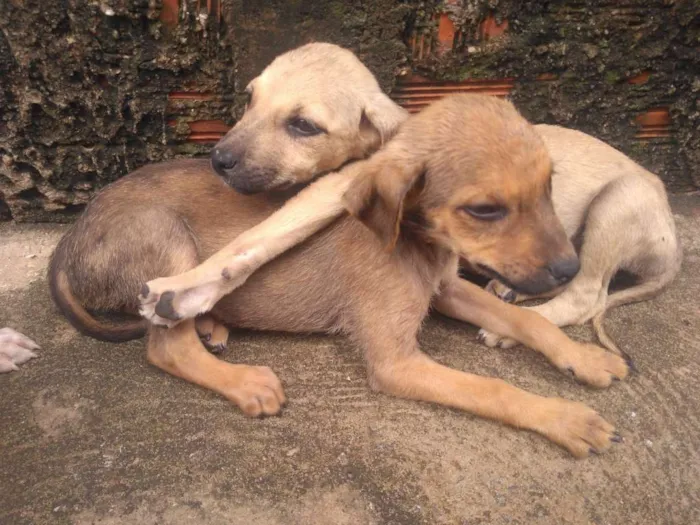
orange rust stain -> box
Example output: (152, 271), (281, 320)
(627, 71), (651, 85)
(636, 108), (670, 127)
(537, 73), (558, 81)
(437, 13), (456, 52)
(160, 0), (179, 28)
(188, 134), (226, 143)
(392, 77), (515, 113)
(187, 120), (229, 133)
(168, 119), (229, 143)
(635, 107), (671, 139)
(480, 15), (508, 40)
(168, 91), (216, 101)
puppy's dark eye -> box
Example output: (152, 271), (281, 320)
(288, 117), (324, 137)
(460, 204), (508, 221)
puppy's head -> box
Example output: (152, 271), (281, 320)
(211, 43), (407, 194)
(344, 94), (579, 296)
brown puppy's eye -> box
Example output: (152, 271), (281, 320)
(288, 117), (324, 137)
(460, 204), (508, 221)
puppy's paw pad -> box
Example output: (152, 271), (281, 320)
(477, 329), (517, 349)
(138, 303), (178, 328)
(139, 277), (229, 327)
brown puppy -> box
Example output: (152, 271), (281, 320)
(50, 94), (630, 457)
(52, 43), (407, 350)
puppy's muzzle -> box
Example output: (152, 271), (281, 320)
(210, 147), (269, 195)
(479, 254), (580, 297)
(516, 255), (580, 295)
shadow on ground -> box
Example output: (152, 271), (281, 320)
(1, 195), (699, 525)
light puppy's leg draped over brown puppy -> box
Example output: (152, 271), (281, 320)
(140, 164), (372, 327)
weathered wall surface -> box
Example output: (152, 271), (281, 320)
(0, 0), (698, 222)
(410, 0), (699, 193)
(0, 0), (234, 221)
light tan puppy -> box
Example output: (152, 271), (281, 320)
(50, 94), (630, 458)
(480, 128), (681, 353)
(139, 44), (680, 361)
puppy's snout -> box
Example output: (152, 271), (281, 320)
(211, 148), (239, 177)
(547, 256), (580, 285)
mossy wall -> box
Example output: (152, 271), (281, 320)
(0, 0), (697, 222)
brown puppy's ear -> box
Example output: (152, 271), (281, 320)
(344, 156), (424, 251)
(361, 92), (408, 145)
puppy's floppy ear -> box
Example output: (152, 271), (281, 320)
(361, 92), (409, 145)
(344, 154), (424, 251)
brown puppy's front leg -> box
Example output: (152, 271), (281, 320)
(147, 319), (285, 416)
(370, 351), (620, 458)
(139, 165), (364, 327)
(434, 277), (631, 388)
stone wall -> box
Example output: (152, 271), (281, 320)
(0, 0), (697, 222)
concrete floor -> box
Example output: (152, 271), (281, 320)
(1, 194), (699, 525)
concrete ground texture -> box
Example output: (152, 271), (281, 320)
(1, 194), (699, 525)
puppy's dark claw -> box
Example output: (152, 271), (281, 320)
(610, 432), (623, 443)
(209, 343), (227, 355)
(623, 352), (638, 374)
(566, 366), (575, 377)
(200, 338), (227, 355)
(154, 291), (181, 321)
(589, 447), (600, 455)
(140, 283), (150, 299)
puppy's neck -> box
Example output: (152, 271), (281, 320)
(397, 208), (452, 269)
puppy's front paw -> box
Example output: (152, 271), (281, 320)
(139, 278), (221, 328)
(138, 255), (258, 328)
(0, 328), (39, 373)
(477, 328), (518, 349)
(539, 398), (621, 458)
(485, 279), (518, 303)
(225, 366), (286, 417)
(556, 344), (630, 389)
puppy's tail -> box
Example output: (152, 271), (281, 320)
(48, 248), (147, 343)
(592, 253), (681, 361)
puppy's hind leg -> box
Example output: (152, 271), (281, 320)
(132, 214), (283, 414)
(147, 320), (284, 416)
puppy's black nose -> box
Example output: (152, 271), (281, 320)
(211, 148), (238, 176)
(547, 256), (580, 284)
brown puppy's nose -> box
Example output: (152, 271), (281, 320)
(211, 147), (238, 177)
(547, 256), (580, 285)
